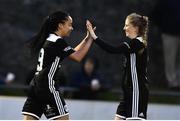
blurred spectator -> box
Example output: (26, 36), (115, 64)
(151, 0), (180, 90)
(70, 57), (110, 100)
(0, 72), (15, 85)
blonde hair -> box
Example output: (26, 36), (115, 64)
(127, 13), (149, 47)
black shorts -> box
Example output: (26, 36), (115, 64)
(22, 86), (69, 120)
(116, 84), (149, 120)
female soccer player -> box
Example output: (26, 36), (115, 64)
(22, 11), (94, 120)
(87, 13), (149, 120)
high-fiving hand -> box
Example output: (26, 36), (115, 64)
(86, 20), (98, 40)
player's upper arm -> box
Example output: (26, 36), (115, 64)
(56, 39), (75, 58)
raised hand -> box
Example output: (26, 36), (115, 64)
(86, 20), (98, 40)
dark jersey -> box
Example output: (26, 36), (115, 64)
(95, 37), (148, 85)
(22, 34), (75, 119)
(95, 37), (149, 119)
(32, 33), (75, 90)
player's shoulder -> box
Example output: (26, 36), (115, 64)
(46, 33), (63, 42)
(132, 37), (143, 43)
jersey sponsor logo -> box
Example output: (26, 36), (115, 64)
(63, 46), (72, 52)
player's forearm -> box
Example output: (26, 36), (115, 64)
(71, 38), (93, 62)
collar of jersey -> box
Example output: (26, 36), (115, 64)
(136, 36), (143, 43)
(46, 33), (62, 42)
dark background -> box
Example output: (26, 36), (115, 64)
(0, 0), (166, 89)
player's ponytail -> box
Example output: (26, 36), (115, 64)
(142, 16), (149, 47)
(27, 11), (69, 55)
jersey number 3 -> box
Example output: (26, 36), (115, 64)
(37, 48), (44, 72)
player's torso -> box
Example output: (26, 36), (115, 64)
(33, 41), (63, 89)
(123, 48), (148, 87)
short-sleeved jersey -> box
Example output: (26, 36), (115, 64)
(32, 34), (75, 90)
(22, 34), (74, 119)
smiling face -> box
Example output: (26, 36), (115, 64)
(123, 18), (139, 39)
(58, 16), (73, 37)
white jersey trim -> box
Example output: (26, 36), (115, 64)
(130, 53), (139, 117)
(49, 113), (69, 120)
(47, 34), (62, 42)
(126, 117), (146, 120)
(123, 42), (131, 49)
(22, 111), (40, 119)
(48, 56), (67, 115)
(115, 114), (126, 119)
(136, 37), (143, 43)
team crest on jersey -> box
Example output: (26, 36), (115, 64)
(45, 104), (56, 117)
(47, 104), (51, 110)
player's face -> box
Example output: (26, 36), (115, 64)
(123, 18), (139, 39)
(59, 16), (73, 37)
